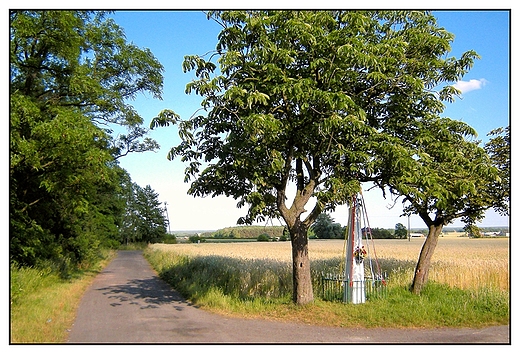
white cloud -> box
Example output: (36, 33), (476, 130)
(453, 78), (488, 94)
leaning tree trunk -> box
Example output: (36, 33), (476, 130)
(411, 223), (444, 294)
(289, 219), (314, 305)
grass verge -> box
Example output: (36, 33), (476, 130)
(144, 247), (509, 329)
(10, 250), (116, 343)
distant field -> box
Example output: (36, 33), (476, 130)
(151, 236), (509, 291)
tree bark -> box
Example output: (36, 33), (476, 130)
(277, 174), (316, 304)
(276, 154), (318, 305)
(410, 223), (444, 294)
(289, 219), (314, 304)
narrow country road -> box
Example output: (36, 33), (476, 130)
(67, 250), (510, 344)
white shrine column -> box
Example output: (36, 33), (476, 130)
(344, 195), (366, 304)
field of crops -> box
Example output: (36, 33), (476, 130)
(150, 235), (509, 292)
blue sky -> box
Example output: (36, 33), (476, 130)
(107, 10), (510, 231)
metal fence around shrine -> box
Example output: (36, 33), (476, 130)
(320, 273), (388, 303)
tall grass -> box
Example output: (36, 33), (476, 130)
(145, 237), (509, 327)
(150, 237), (509, 292)
(372, 238), (509, 292)
(147, 250), (293, 301)
(10, 250), (116, 343)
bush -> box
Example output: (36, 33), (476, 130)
(189, 235), (205, 243)
(257, 234), (270, 242)
(162, 234), (177, 244)
(368, 227), (394, 239)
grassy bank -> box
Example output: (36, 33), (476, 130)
(144, 238), (509, 328)
(10, 250), (116, 343)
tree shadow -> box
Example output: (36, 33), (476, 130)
(96, 276), (194, 311)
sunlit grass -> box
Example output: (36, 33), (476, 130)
(10, 251), (116, 343)
(146, 236), (509, 328)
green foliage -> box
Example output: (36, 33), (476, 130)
(189, 235), (206, 243)
(311, 213), (344, 239)
(151, 10), (488, 301)
(378, 116), (505, 292)
(10, 10), (164, 268)
(369, 228), (394, 239)
(464, 224), (483, 238)
(383, 117), (500, 228)
(117, 170), (169, 244)
(145, 248), (509, 328)
(394, 223), (408, 239)
(257, 234), (271, 242)
(209, 226), (285, 239)
(162, 234), (178, 244)
(9, 97), (121, 267)
(118, 242), (149, 250)
(121, 182), (168, 244)
(212, 230), (236, 239)
(485, 126), (510, 216)
(153, 10), (480, 227)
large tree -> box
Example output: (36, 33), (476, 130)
(119, 176), (168, 244)
(10, 11), (164, 266)
(153, 10), (479, 304)
(378, 117), (502, 293)
(394, 223), (407, 239)
(484, 126), (510, 217)
(311, 213), (344, 239)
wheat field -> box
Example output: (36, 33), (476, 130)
(150, 235), (509, 292)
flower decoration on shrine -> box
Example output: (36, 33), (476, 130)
(353, 246), (367, 264)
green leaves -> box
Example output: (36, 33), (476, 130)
(120, 180), (168, 244)
(156, 10), (489, 233)
(11, 10), (164, 140)
(183, 55), (216, 78)
(10, 11), (166, 267)
(484, 127), (510, 216)
(246, 91), (270, 108)
(383, 117), (499, 226)
(150, 109), (180, 129)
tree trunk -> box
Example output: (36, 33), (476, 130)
(410, 223), (444, 294)
(289, 220), (314, 305)
(276, 155), (317, 305)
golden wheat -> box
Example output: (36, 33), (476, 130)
(150, 236), (509, 291)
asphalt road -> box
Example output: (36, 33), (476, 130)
(67, 250), (510, 344)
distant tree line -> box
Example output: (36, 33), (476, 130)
(311, 213), (409, 239)
(208, 226), (285, 239)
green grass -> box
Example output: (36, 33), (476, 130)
(10, 250), (116, 343)
(144, 247), (509, 328)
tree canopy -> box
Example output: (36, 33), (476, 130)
(119, 173), (169, 245)
(10, 11), (165, 268)
(485, 126), (510, 217)
(153, 10), (479, 224)
(378, 115), (503, 293)
(151, 10), (498, 302)
(311, 213), (344, 239)
(394, 223), (407, 239)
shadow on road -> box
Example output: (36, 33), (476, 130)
(96, 277), (190, 310)
(69, 251), (510, 344)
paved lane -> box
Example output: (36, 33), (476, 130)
(67, 250), (509, 343)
